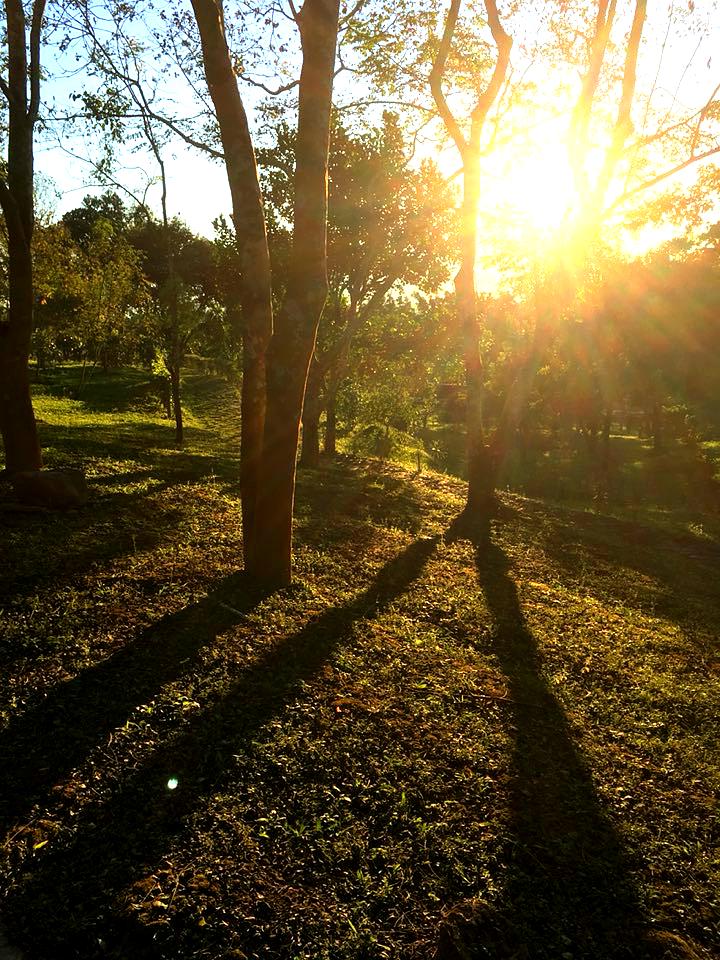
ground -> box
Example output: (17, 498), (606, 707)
(0, 367), (718, 959)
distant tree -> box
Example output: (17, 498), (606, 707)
(61, 192), (131, 251)
(66, 218), (145, 386)
(129, 216), (219, 443)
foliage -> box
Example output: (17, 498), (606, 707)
(34, 212), (148, 375)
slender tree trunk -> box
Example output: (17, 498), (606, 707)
(0, 0), (45, 474)
(240, 340), (266, 568)
(455, 145), (495, 515)
(169, 363), (183, 445)
(191, 0), (274, 573)
(324, 377), (339, 456)
(300, 358), (323, 467)
(161, 379), (172, 419)
(430, 0), (511, 520)
(491, 317), (552, 477)
(253, 0), (340, 586)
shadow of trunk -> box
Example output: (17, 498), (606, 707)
(3, 535), (439, 957)
(444, 513), (651, 959)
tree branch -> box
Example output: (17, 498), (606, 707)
(690, 79), (720, 156)
(28, 0), (47, 122)
(240, 74), (299, 96)
(594, 0), (647, 206)
(607, 144), (720, 213)
(430, 0), (467, 156)
(470, 0), (513, 143)
(568, 0), (617, 195)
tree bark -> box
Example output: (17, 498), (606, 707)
(0, 0), (46, 474)
(169, 363), (183, 445)
(252, 0), (340, 586)
(455, 145), (495, 514)
(190, 0), (273, 571)
(300, 358), (323, 467)
(430, 0), (511, 518)
(324, 376), (339, 456)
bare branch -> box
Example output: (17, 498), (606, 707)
(690, 80), (720, 156)
(336, 97), (434, 115)
(470, 0), (512, 148)
(28, 0), (47, 122)
(430, 0), (467, 155)
(568, 0), (617, 194)
(607, 144), (720, 213)
(240, 74), (299, 96)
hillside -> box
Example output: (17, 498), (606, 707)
(0, 368), (718, 959)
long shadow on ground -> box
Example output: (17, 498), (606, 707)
(442, 514), (656, 960)
(0, 574), (267, 837)
(537, 504), (720, 618)
(3, 535), (438, 959)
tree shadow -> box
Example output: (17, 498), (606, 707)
(3, 535), (439, 958)
(1, 428), (242, 629)
(296, 456), (432, 539)
(0, 573), (267, 836)
(443, 513), (652, 959)
(533, 502), (720, 626)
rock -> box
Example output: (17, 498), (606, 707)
(11, 469), (89, 509)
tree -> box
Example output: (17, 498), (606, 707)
(67, 217), (146, 386)
(129, 215), (219, 443)
(0, 0), (47, 473)
(191, 0), (341, 584)
(430, 0), (512, 516)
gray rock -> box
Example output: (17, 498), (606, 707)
(11, 468), (89, 509)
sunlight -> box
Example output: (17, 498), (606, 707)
(499, 140), (575, 237)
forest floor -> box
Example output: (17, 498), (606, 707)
(0, 367), (719, 960)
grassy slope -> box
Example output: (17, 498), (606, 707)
(0, 368), (718, 960)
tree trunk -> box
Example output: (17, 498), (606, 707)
(0, 332), (40, 473)
(430, 0), (511, 520)
(240, 340), (266, 570)
(169, 363), (183, 445)
(0, 212), (39, 472)
(0, 0), (45, 474)
(324, 378), (339, 456)
(300, 358), (323, 467)
(252, 0), (340, 586)
(456, 147), (495, 516)
(191, 0), (274, 573)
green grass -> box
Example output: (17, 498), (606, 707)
(0, 367), (718, 959)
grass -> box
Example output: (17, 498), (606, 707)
(0, 366), (718, 959)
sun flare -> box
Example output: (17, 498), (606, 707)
(495, 139), (576, 238)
